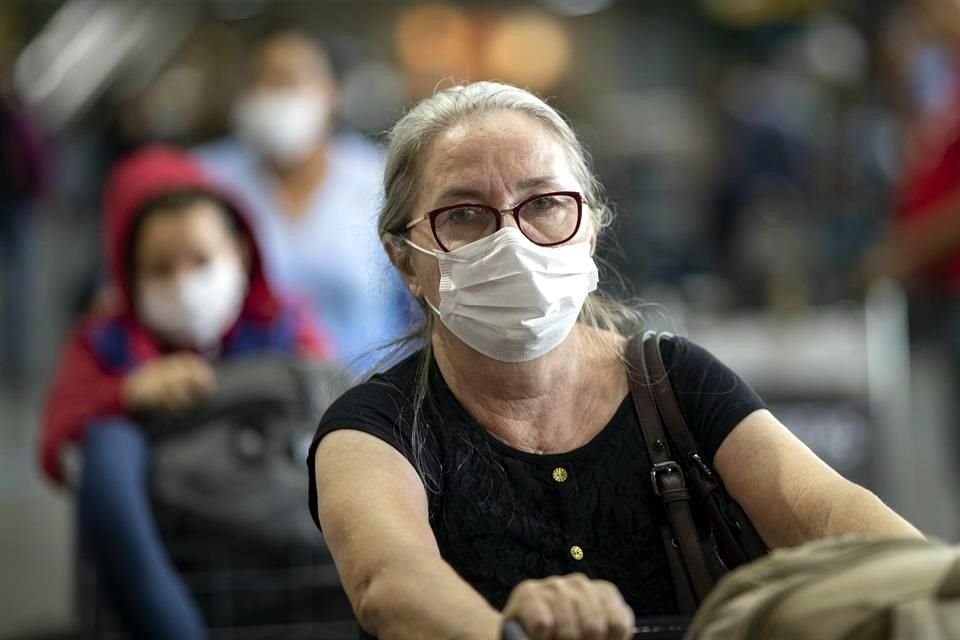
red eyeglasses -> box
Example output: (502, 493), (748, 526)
(405, 191), (584, 252)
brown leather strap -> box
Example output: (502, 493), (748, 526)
(643, 333), (699, 456)
(660, 480), (713, 603)
(659, 525), (696, 615)
(627, 333), (714, 603)
(643, 331), (724, 500)
(626, 334), (673, 468)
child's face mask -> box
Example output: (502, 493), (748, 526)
(138, 255), (248, 349)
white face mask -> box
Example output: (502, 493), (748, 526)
(406, 227), (599, 363)
(232, 89), (329, 165)
(138, 256), (248, 349)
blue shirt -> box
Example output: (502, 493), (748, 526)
(194, 134), (413, 375)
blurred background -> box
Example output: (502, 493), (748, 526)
(3, 0), (960, 637)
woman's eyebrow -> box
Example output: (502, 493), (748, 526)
(515, 175), (559, 190)
(434, 176), (561, 205)
(436, 186), (487, 203)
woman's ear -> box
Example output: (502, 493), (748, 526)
(383, 236), (422, 299)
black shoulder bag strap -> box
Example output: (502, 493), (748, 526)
(626, 332), (714, 605)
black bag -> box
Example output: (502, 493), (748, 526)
(139, 355), (352, 551)
(626, 331), (768, 614)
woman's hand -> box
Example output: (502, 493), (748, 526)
(123, 354), (216, 412)
(502, 574), (634, 640)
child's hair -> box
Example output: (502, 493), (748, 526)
(125, 188), (242, 280)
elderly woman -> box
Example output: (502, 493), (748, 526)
(308, 82), (921, 640)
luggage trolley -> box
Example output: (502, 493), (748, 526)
(502, 617), (690, 640)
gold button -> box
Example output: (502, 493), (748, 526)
(570, 545), (584, 561)
(552, 467), (568, 483)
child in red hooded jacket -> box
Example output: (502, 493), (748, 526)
(40, 146), (331, 638)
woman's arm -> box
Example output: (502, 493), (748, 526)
(714, 409), (923, 549)
(313, 429), (502, 640)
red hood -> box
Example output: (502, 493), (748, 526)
(103, 144), (279, 323)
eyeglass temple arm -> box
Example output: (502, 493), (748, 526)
(405, 214), (428, 230)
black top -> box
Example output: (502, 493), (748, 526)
(307, 336), (764, 621)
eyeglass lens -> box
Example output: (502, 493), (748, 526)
(433, 193), (579, 250)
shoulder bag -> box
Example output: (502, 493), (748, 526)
(626, 331), (768, 613)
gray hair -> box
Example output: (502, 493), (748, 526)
(378, 81), (612, 240)
(374, 81), (643, 490)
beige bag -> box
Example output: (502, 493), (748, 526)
(684, 535), (960, 640)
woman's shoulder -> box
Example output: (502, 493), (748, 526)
(659, 334), (751, 387)
(649, 332), (766, 463)
(312, 349), (426, 457)
(307, 349), (433, 532)
(322, 350), (423, 422)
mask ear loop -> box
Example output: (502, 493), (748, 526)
(402, 236), (437, 258)
(395, 235), (442, 317)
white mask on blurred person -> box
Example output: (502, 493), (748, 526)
(138, 256), (248, 349)
(405, 227), (598, 363)
(233, 90), (329, 165)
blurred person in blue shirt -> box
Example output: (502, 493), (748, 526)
(195, 29), (412, 376)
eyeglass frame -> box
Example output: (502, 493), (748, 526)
(404, 190), (584, 253)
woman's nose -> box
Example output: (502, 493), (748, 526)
(498, 210), (521, 229)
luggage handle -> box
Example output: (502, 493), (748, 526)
(502, 618), (690, 639)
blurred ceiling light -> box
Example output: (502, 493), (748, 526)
(538, 0), (615, 17)
(485, 11), (571, 93)
(14, 0), (196, 131)
(395, 2), (472, 78)
(804, 15), (867, 87)
(701, 0), (826, 26)
(16, 0), (146, 126)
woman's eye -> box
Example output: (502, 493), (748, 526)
(533, 196), (558, 210)
(523, 197), (561, 217)
(448, 207), (482, 223)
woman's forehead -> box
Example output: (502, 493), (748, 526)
(420, 111), (575, 200)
